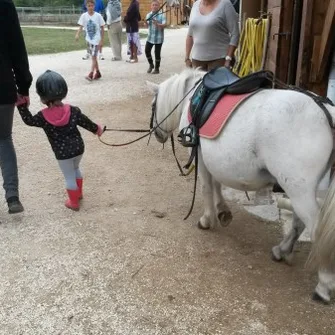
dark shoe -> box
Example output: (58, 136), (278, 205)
(85, 72), (94, 81)
(7, 196), (24, 214)
(93, 70), (102, 80)
(152, 68), (160, 74)
(147, 65), (154, 73)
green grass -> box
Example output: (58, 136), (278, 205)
(22, 27), (147, 55)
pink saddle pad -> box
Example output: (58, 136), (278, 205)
(188, 92), (253, 139)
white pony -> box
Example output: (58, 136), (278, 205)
(147, 68), (335, 303)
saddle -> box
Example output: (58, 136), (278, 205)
(189, 67), (274, 130)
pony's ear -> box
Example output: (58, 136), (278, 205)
(146, 81), (159, 94)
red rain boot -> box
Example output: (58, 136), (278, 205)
(65, 189), (80, 211)
(76, 178), (83, 200)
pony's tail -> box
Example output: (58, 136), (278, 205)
(308, 175), (335, 271)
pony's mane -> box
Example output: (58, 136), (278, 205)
(157, 68), (204, 132)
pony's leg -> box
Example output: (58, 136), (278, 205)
(212, 179), (233, 227)
(314, 270), (335, 304)
(271, 190), (319, 263)
(271, 213), (305, 263)
(198, 153), (216, 230)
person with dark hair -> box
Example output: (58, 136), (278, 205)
(124, 0), (142, 63)
(16, 70), (105, 211)
(0, 0), (33, 214)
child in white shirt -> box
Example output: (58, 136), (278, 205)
(76, 0), (105, 81)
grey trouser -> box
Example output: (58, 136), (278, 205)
(108, 21), (123, 59)
(57, 155), (83, 190)
(0, 104), (19, 200)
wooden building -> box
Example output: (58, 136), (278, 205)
(243, 0), (335, 96)
(122, 0), (191, 26)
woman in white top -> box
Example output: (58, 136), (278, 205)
(185, 0), (239, 71)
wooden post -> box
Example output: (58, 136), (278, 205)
(295, 0), (314, 88)
(315, 2), (335, 81)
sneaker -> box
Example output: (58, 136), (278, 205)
(93, 70), (102, 80)
(147, 65), (154, 73)
(152, 68), (160, 74)
(85, 72), (94, 81)
(7, 196), (24, 214)
(99, 54), (105, 60)
(82, 53), (90, 60)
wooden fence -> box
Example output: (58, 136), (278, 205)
(17, 6), (82, 26)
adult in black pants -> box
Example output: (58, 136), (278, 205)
(0, 0), (32, 213)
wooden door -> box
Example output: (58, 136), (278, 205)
(265, 0), (294, 83)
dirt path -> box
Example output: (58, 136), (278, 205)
(0, 28), (334, 335)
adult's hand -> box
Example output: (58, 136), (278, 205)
(224, 60), (232, 68)
(16, 94), (30, 107)
(185, 58), (192, 68)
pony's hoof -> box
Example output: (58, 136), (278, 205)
(271, 246), (294, 265)
(312, 292), (330, 305)
(313, 284), (331, 304)
(271, 246), (282, 262)
(218, 211), (233, 227)
(283, 253), (293, 266)
(197, 220), (210, 230)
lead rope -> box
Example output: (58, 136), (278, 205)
(183, 147), (198, 220)
(170, 134), (195, 176)
(98, 79), (201, 147)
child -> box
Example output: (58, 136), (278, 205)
(124, 0), (142, 63)
(76, 0), (105, 80)
(145, 0), (167, 74)
(16, 70), (105, 211)
(81, 0), (106, 60)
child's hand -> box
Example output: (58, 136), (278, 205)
(96, 124), (106, 137)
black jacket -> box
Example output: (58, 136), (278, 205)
(0, 0), (32, 104)
(18, 105), (99, 160)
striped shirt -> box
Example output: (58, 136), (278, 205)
(146, 12), (166, 44)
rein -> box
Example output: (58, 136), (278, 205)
(98, 80), (200, 147)
(104, 128), (150, 133)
